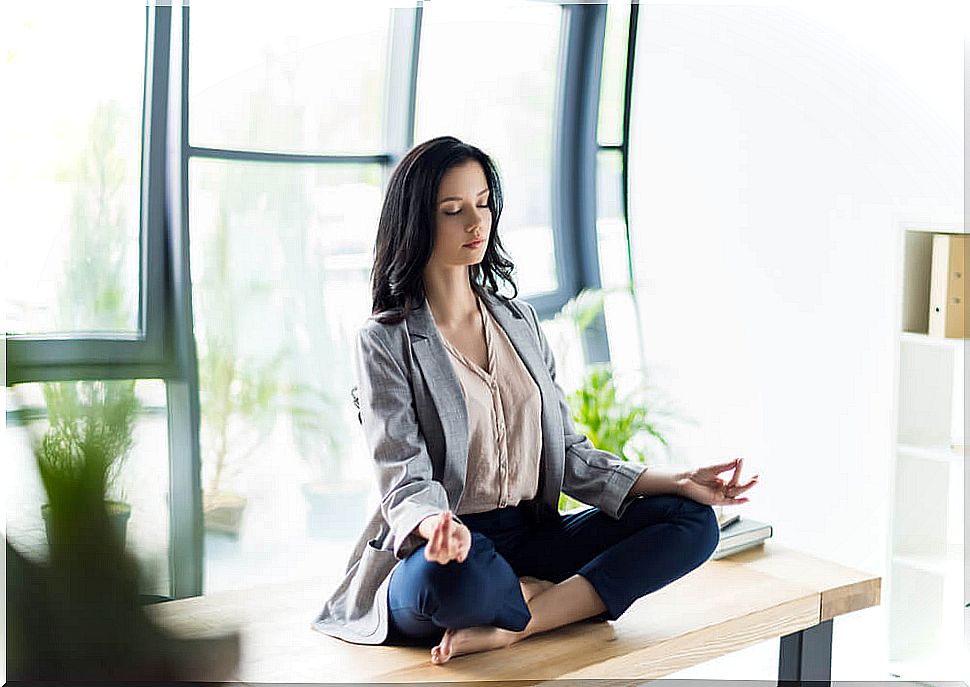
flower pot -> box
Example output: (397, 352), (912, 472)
(203, 492), (248, 537)
(41, 500), (132, 549)
(302, 480), (369, 539)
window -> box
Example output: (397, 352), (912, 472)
(3, 2), (146, 335)
(188, 1), (390, 155)
(186, 5), (396, 592)
(415, 1), (563, 298)
(598, 1), (631, 148)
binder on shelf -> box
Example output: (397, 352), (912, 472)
(712, 517), (773, 560)
(928, 233), (966, 339)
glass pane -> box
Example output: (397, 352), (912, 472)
(189, 158), (381, 592)
(189, 0), (390, 154)
(598, 1), (631, 146)
(5, 380), (172, 597)
(2, 3), (145, 335)
(596, 149), (643, 378)
(415, 1), (562, 298)
(596, 149), (629, 289)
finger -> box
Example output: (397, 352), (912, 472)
(728, 458), (743, 486)
(734, 475), (759, 492)
(451, 526), (467, 561)
(449, 533), (462, 561)
(725, 479), (758, 496)
(719, 493), (749, 505)
(456, 528), (470, 563)
(429, 516), (445, 558)
(711, 458), (741, 472)
(439, 513), (453, 553)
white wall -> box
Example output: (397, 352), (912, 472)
(623, 1), (963, 679)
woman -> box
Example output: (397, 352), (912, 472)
(312, 136), (760, 664)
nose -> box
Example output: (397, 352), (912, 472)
(466, 208), (484, 230)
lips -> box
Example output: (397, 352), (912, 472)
(463, 238), (485, 248)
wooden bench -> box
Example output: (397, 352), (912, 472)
(149, 540), (880, 685)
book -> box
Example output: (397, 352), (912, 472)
(718, 512), (740, 530)
(928, 233), (967, 339)
(711, 516), (773, 560)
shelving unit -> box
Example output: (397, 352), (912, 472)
(887, 223), (966, 684)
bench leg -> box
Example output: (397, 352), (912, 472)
(778, 618), (833, 686)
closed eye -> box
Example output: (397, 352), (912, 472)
(445, 204), (490, 216)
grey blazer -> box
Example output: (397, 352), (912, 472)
(312, 290), (648, 645)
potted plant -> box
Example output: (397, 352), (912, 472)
(198, 345), (289, 536)
(10, 378), (240, 681)
(33, 379), (141, 550)
(551, 287), (692, 512)
(560, 364), (679, 511)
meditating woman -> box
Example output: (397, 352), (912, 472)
(312, 135), (760, 663)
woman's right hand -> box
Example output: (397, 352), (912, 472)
(420, 511), (471, 565)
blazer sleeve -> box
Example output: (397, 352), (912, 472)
(354, 325), (463, 560)
(520, 300), (648, 519)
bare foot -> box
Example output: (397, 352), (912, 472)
(518, 575), (555, 603)
(430, 625), (520, 664)
(428, 577), (555, 664)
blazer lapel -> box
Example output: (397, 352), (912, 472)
(406, 301), (469, 509)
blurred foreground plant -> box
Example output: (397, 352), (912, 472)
(7, 384), (240, 682)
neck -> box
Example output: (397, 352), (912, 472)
(423, 266), (478, 328)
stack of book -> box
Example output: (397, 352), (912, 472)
(712, 511), (773, 560)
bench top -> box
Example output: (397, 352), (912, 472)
(149, 541), (881, 683)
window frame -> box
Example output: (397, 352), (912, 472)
(6, 4), (173, 385)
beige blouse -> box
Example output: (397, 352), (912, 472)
(439, 296), (543, 516)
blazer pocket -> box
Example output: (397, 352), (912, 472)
(344, 540), (397, 633)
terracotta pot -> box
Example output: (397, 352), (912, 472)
(203, 492), (248, 537)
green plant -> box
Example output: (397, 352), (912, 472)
(551, 286), (687, 512)
(554, 286), (614, 333)
(32, 380), (141, 545)
(557, 364), (676, 512)
(10, 379), (238, 682)
(198, 346), (287, 497)
(37, 380), (140, 498)
(567, 364), (669, 461)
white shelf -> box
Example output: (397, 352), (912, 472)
(897, 443), (965, 464)
(891, 552), (963, 576)
(889, 222), (967, 673)
(899, 330), (968, 349)
(899, 223), (967, 234)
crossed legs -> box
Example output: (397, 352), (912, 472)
(430, 572), (607, 664)
(386, 494), (720, 663)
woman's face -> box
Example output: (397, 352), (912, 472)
(427, 159), (492, 271)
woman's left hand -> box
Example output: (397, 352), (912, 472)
(676, 457), (760, 506)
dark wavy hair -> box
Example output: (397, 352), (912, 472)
(370, 136), (518, 324)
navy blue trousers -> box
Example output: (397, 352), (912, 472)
(384, 494), (720, 646)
